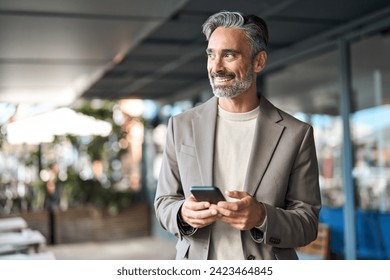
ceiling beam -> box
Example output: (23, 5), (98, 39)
(266, 6), (390, 72)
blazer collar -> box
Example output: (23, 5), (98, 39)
(192, 97), (218, 186)
(244, 96), (285, 195)
(192, 96), (285, 193)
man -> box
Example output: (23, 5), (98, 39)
(154, 11), (321, 260)
(45, 162), (61, 244)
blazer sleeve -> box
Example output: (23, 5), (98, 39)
(154, 117), (186, 239)
(262, 125), (321, 248)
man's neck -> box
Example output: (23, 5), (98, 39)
(218, 91), (260, 113)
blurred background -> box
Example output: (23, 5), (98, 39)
(0, 0), (389, 260)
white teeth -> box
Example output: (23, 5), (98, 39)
(215, 78), (231, 82)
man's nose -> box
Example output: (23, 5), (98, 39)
(209, 57), (225, 72)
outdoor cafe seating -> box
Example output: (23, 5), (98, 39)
(0, 217), (55, 259)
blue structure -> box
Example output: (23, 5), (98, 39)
(320, 207), (390, 259)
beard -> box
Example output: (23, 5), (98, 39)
(209, 64), (253, 98)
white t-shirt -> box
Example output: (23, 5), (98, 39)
(208, 105), (259, 259)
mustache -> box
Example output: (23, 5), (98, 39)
(210, 71), (235, 79)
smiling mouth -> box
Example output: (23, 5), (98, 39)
(214, 77), (233, 83)
(211, 72), (235, 83)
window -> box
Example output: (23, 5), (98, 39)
(351, 32), (390, 212)
(266, 50), (344, 207)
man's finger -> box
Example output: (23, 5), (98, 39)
(185, 195), (211, 210)
(225, 190), (250, 199)
(190, 208), (218, 219)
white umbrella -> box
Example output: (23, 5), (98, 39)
(6, 107), (112, 145)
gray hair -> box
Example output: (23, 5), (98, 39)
(202, 11), (269, 58)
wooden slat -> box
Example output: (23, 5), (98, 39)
(296, 223), (331, 259)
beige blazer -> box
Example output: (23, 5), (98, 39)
(154, 96), (321, 260)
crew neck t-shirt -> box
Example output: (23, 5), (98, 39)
(208, 105), (259, 259)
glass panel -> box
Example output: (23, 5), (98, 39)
(265, 50), (343, 208)
(351, 33), (390, 212)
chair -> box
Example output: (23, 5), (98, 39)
(296, 223), (331, 260)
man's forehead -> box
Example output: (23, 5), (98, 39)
(207, 27), (249, 50)
(209, 27), (247, 39)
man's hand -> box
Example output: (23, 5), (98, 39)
(180, 195), (219, 228)
(215, 191), (266, 230)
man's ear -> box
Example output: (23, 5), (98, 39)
(253, 51), (267, 73)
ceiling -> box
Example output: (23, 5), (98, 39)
(1, 0), (390, 111)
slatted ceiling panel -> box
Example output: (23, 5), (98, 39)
(182, 0), (277, 14)
(147, 20), (205, 41)
(0, 0), (188, 105)
(98, 76), (126, 89)
(277, 0), (387, 20)
(81, 89), (122, 100)
(164, 54), (207, 75)
(115, 61), (170, 73)
(129, 44), (186, 57)
(120, 54), (180, 64)
(139, 79), (193, 94)
(0, 0), (182, 17)
(85, 0), (390, 103)
(266, 19), (335, 44)
(2, 0), (389, 105)
(90, 80), (132, 93)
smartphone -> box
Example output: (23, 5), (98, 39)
(190, 186), (226, 204)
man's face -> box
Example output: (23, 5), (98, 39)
(206, 27), (255, 98)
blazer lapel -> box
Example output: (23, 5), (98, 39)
(192, 97), (218, 186)
(244, 97), (285, 195)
